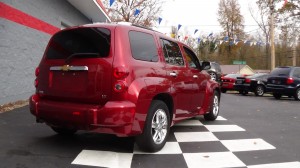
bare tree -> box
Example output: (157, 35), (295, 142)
(250, 0), (271, 69)
(217, 0), (245, 54)
(102, 0), (163, 27)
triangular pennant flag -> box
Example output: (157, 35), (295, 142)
(219, 40), (223, 45)
(194, 29), (198, 35)
(134, 9), (141, 16)
(158, 17), (163, 25)
(171, 33), (176, 38)
(198, 38), (201, 43)
(208, 32), (213, 37)
(178, 24), (182, 31)
(110, 0), (115, 7)
(184, 36), (188, 41)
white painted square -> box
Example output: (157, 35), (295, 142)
(175, 119), (203, 126)
(248, 162), (300, 168)
(133, 142), (182, 154)
(205, 125), (245, 132)
(174, 132), (219, 142)
(183, 152), (246, 168)
(216, 116), (227, 120)
(71, 150), (133, 168)
(221, 139), (276, 152)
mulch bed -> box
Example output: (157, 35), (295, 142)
(0, 100), (29, 113)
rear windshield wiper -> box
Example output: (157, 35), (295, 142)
(65, 53), (99, 64)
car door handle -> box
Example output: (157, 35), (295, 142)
(170, 72), (177, 77)
(193, 75), (198, 79)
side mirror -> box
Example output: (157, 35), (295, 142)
(201, 61), (211, 70)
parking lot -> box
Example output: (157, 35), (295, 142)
(0, 93), (300, 168)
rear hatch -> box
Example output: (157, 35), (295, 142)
(37, 27), (113, 105)
(267, 67), (291, 87)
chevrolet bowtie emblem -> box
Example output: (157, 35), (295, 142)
(61, 65), (70, 71)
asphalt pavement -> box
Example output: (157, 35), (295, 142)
(0, 93), (299, 168)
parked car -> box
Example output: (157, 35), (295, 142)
(29, 22), (221, 152)
(234, 73), (269, 96)
(204, 62), (222, 83)
(221, 74), (244, 93)
(267, 66), (300, 100)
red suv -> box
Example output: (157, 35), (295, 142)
(29, 23), (220, 152)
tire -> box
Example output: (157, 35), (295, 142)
(255, 85), (265, 96)
(294, 88), (300, 101)
(273, 93), (282, 100)
(242, 90), (248, 95)
(221, 89), (227, 93)
(136, 100), (170, 152)
(51, 127), (77, 135)
(209, 72), (217, 81)
(204, 91), (220, 121)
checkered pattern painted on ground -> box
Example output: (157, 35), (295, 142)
(71, 116), (300, 168)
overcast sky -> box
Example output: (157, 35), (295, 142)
(156, 0), (259, 37)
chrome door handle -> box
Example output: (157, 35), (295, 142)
(170, 72), (177, 77)
(193, 75), (198, 79)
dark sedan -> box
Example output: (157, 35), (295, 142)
(234, 73), (269, 96)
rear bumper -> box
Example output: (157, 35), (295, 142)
(267, 85), (296, 95)
(221, 82), (234, 89)
(29, 94), (139, 136)
(234, 84), (250, 91)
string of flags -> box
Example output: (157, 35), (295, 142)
(108, 0), (266, 47)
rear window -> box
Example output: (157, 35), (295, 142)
(46, 27), (111, 59)
(270, 67), (291, 77)
(129, 31), (158, 62)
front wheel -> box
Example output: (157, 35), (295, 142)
(294, 88), (300, 101)
(136, 100), (170, 152)
(273, 93), (282, 100)
(255, 85), (265, 96)
(204, 91), (220, 121)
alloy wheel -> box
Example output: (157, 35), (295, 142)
(151, 109), (168, 144)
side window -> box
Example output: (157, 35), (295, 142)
(183, 46), (201, 70)
(160, 39), (184, 66)
(129, 31), (158, 62)
(293, 68), (300, 78)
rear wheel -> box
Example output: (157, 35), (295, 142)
(242, 91), (248, 95)
(51, 127), (77, 135)
(273, 93), (282, 100)
(294, 88), (300, 101)
(204, 91), (220, 121)
(255, 85), (265, 96)
(221, 89), (227, 93)
(136, 100), (170, 152)
(209, 72), (217, 81)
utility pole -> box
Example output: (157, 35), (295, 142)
(270, 0), (276, 70)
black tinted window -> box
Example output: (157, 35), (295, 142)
(293, 68), (300, 78)
(129, 31), (158, 62)
(183, 47), (200, 69)
(46, 28), (110, 59)
(270, 67), (291, 76)
(160, 39), (184, 66)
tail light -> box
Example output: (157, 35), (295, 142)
(35, 67), (40, 77)
(34, 79), (39, 87)
(114, 67), (129, 79)
(245, 78), (251, 83)
(113, 66), (129, 93)
(287, 77), (294, 84)
(114, 81), (127, 92)
(34, 67), (39, 88)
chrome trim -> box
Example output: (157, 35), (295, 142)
(50, 66), (88, 71)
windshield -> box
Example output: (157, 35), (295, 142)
(46, 27), (111, 59)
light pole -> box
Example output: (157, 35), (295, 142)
(270, 0), (276, 70)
